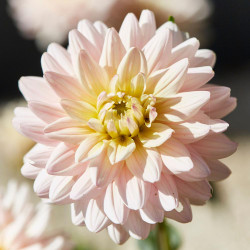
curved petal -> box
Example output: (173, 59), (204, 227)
(126, 140), (162, 183)
(104, 182), (129, 224)
(119, 13), (142, 50)
(115, 167), (151, 210)
(191, 133), (237, 159)
(159, 138), (193, 174)
(155, 174), (178, 211)
(107, 224), (129, 245)
(138, 123), (173, 148)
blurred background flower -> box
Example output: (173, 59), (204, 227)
(8, 0), (212, 49)
(8, 0), (116, 49)
(0, 180), (73, 249)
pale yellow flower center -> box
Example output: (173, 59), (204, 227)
(97, 91), (157, 139)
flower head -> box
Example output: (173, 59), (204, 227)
(13, 10), (237, 244)
(0, 180), (73, 249)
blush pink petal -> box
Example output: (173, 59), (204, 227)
(119, 13), (142, 50)
(85, 198), (111, 233)
(28, 101), (65, 124)
(191, 133), (238, 159)
(104, 182), (129, 224)
(190, 49), (216, 68)
(46, 143), (88, 176)
(205, 158), (232, 181)
(115, 167), (151, 210)
(155, 174), (178, 211)
(107, 224), (130, 245)
(126, 141), (162, 183)
(156, 91), (210, 123)
(47, 43), (74, 75)
(143, 28), (172, 73)
(18, 76), (59, 103)
(165, 198), (192, 223)
(180, 66), (214, 91)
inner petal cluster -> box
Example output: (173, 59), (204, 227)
(97, 91), (157, 139)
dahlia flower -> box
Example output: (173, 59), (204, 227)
(13, 10), (237, 244)
(0, 180), (73, 249)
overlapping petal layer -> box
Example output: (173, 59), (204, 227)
(14, 10), (237, 244)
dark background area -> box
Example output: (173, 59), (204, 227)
(0, 0), (249, 133)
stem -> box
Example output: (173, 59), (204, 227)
(156, 221), (171, 250)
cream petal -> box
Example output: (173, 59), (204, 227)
(44, 117), (93, 144)
(139, 123), (174, 148)
(21, 163), (41, 180)
(205, 158), (231, 181)
(61, 99), (97, 122)
(85, 198), (111, 233)
(78, 50), (109, 94)
(190, 49), (216, 68)
(172, 120), (210, 144)
(104, 182), (129, 224)
(99, 28), (126, 73)
(77, 19), (103, 55)
(140, 186), (164, 224)
(47, 43), (73, 75)
(87, 118), (105, 133)
(165, 198), (192, 223)
(157, 21), (186, 47)
(94, 21), (108, 38)
(143, 29), (172, 73)
(107, 224), (129, 245)
(115, 167), (151, 210)
(175, 178), (211, 204)
(75, 134), (107, 163)
(156, 174), (178, 211)
(130, 72), (146, 97)
(89, 149), (122, 187)
(68, 29), (99, 65)
(159, 138), (193, 174)
(33, 170), (54, 198)
(41, 52), (67, 75)
(123, 210), (150, 240)
(153, 58), (189, 97)
(126, 140), (162, 183)
(46, 143), (88, 176)
(13, 109), (57, 146)
(180, 66), (214, 91)
(201, 86), (231, 113)
(49, 176), (74, 204)
(71, 199), (88, 226)
(44, 72), (86, 101)
(119, 13), (142, 50)
(108, 137), (136, 164)
(117, 47), (147, 92)
(70, 169), (100, 201)
(24, 143), (53, 169)
(171, 38), (200, 64)
(177, 146), (211, 181)
(28, 101), (65, 123)
(19, 76), (59, 103)
(156, 91), (210, 123)
(191, 133), (237, 159)
(139, 10), (156, 46)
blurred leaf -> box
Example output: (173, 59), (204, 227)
(74, 245), (92, 250)
(138, 220), (181, 250)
